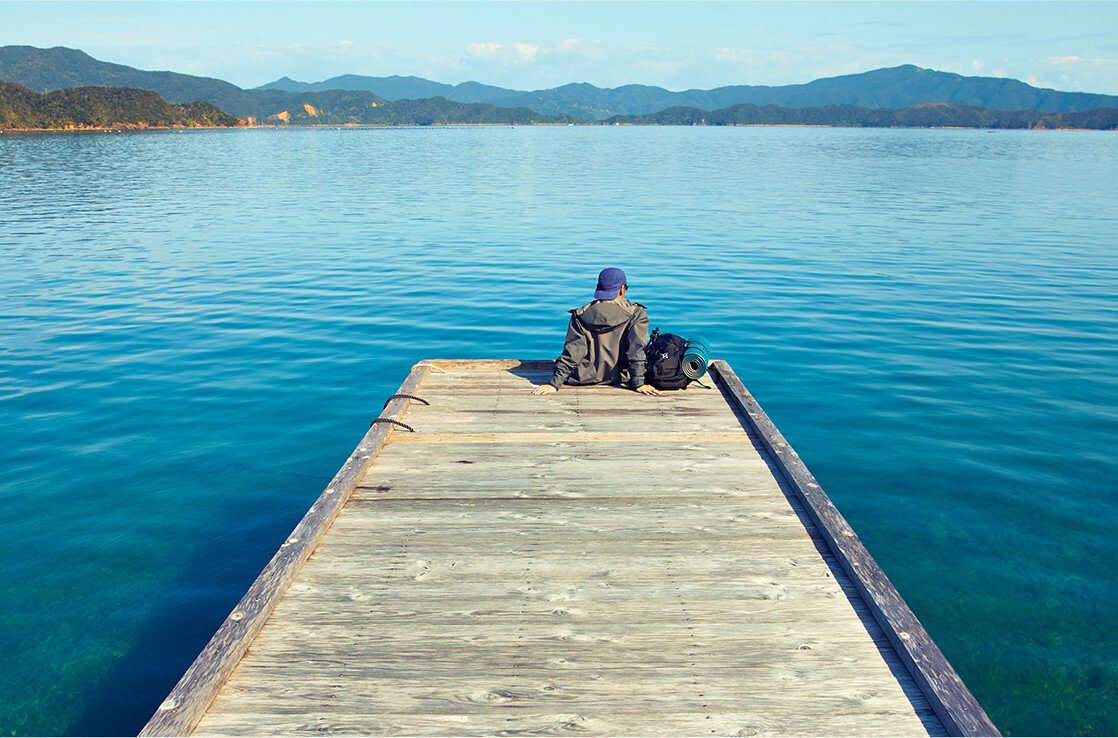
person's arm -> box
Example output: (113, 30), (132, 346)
(624, 307), (658, 394)
(533, 314), (586, 394)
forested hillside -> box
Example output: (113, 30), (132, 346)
(605, 102), (1118, 130)
(0, 82), (240, 129)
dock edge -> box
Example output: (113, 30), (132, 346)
(708, 359), (999, 737)
(139, 362), (434, 736)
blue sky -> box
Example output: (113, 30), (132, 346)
(3, 1), (1117, 93)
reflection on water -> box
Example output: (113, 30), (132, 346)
(1, 126), (1116, 736)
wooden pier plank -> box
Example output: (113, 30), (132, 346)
(146, 359), (992, 737)
(204, 674), (936, 715)
(196, 710), (947, 737)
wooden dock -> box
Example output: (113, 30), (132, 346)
(141, 359), (998, 737)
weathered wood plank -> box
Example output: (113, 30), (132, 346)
(233, 642), (912, 678)
(264, 580), (859, 612)
(295, 534), (828, 566)
(297, 545), (838, 572)
(233, 625), (905, 666)
(401, 395), (733, 410)
(253, 600), (882, 628)
(204, 675), (934, 715)
(322, 525), (822, 546)
(329, 497), (811, 531)
(194, 709), (945, 737)
(395, 417), (748, 436)
(241, 616), (894, 643)
(402, 401), (738, 415)
(360, 442), (777, 476)
(355, 444), (784, 498)
(388, 431), (755, 444)
(270, 574), (864, 607)
(273, 566), (844, 590)
(139, 365), (433, 737)
(226, 654), (921, 680)
(302, 537), (834, 565)
(408, 385), (725, 399)
(336, 494), (797, 510)
(265, 574), (876, 625)
(365, 437), (768, 455)
(708, 360), (998, 736)
(305, 535), (832, 561)
(351, 484), (798, 501)
(402, 395), (730, 412)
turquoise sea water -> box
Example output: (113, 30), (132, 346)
(1, 126), (1115, 736)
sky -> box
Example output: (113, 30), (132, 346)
(2, 1), (1117, 93)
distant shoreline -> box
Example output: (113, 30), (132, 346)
(0, 124), (241, 133)
(4, 79), (1114, 131)
(3, 122), (1113, 134)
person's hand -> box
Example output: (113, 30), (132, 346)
(636, 384), (661, 396)
(531, 384), (558, 395)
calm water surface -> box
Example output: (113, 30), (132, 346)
(1, 126), (1115, 736)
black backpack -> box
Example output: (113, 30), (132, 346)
(645, 329), (691, 390)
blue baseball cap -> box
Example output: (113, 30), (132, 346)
(594, 268), (627, 300)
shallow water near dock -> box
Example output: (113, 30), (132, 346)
(1, 125), (1116, 736)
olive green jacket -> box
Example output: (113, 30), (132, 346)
(548, 297), (649, 390)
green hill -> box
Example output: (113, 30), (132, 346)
(0, 45), (389, 122)
(241, 93), (582, 125)
(361, 97), (584, 125)
(246, 88), (387, 124)
(0, 81), (240, 129)
(604, 102), (1118, 130)
(0, 45), (258, 115)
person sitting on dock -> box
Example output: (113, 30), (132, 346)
(532, 267), (661, 396)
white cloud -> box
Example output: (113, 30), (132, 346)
(1030, 56), (1118, 94)
(1046, 56), (1118, 66)
(466, 42), (502, 58)
(451, 38), (619, 86)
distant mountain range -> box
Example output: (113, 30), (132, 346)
(258, 65), (1118, 120)
(0, 46), (578, 125)
(605, 102), (1118, 130)
(0, 81), (238, 129)
(258, 74), (517, 104)
(1, 45), (1116, 130)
